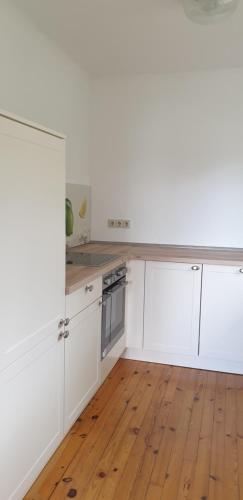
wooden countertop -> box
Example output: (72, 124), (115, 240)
(65, 242), (243, 294)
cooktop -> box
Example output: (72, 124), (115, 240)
(66, 252), (118, 267)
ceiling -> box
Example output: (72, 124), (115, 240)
(12, 0), (243, 76)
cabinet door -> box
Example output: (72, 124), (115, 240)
(64, 300), (101, 433)
(144, 261), (202, 355)
(125, 260), (145, 349)
(0, 332), (64, 500)
(200, 265), (243, 362)
(0, 116), (65, 371)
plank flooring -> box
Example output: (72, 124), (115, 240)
(25, 359), (243, 500)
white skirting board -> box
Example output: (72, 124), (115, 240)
(101, 335), (126, 384)
(123, 348), (243, 375)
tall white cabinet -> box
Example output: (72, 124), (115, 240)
(144, 261), (202, 356)
(0, 113), (66, 500)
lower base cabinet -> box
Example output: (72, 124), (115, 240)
(200, 265), (243, 363)
(64, 299), (102, 433)
(125, 260), (243, 375)
(0, 332), (64, 500)
(0, 290), (102, 499)
(144, 261), (202, 356)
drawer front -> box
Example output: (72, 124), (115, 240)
(66, 277), (102, 319)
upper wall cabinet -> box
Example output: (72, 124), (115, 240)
(0, 116), (66, 371)
(144, 261), (202, 356)
(200, 265), (243, 362)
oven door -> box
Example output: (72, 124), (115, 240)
(101, 292), (112, 359)
(110, 280), (126, 350)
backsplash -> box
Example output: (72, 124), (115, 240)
(66, 183), (91, 248)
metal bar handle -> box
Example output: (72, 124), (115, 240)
(111, 280), (129, 292)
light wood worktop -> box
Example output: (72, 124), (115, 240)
(65, 242), (243, 294)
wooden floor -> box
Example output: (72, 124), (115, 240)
(25, 359), (243, 500)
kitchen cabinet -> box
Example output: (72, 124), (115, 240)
(64, 298), (102, 433)
(200, 265), (243, 363)
(66, 277), (102, 319)
(0, 112), (65, 499)
(144, 261), (202, 356)
(125, 260), (145, 349)
(0, 332), (64, 500)
(0, 114), (65, 372)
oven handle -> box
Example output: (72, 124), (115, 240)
(109, 280), (129, 293)
(99, 280), (129, 306)
(99, 280), (129, 307)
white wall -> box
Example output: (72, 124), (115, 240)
(91, 70), (243, 247)
(0, 0), (90, 185)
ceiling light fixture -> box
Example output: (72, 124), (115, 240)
(183, 0), (239, 24)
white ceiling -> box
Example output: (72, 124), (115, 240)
(12, 0), (243, 76)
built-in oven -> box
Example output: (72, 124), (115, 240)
(101, 264), (127, 360)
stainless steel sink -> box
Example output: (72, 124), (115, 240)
(66, 252), (118, 267)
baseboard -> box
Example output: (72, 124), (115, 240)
(123, 347), (243, 375)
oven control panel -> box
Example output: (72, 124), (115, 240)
(103, 264), (127, 290)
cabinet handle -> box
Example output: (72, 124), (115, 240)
(191, 266), (200, 271)
(58, 319), (65, 329)
(58, 318), (69, 329)
(239, 268), (243, 274)
(85, 284), (94, 292)
(58, 330), (70, 341)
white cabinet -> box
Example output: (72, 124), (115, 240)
(0, 112), (65, 499)
(0, 115), (65, 372)
(200, 265), (243, 363)
(0, 332), (64, 500)
(144, 261), (202, 356)
(125, 260), (145, 349)
(66, 277), (102, 319)
(64, 299), (102, 433)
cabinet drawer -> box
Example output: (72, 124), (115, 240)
(66, 277), (102, 319)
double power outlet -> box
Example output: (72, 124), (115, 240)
(108, 218), (131, 229)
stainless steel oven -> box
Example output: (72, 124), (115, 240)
(101, 264), (127, 360)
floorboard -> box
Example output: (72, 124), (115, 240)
(25, 359), (243, 500)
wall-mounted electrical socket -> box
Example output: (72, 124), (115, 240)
(108, 219), (116, 228)
(108, 219), (131, 229)
(123, 219), (131, 228)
